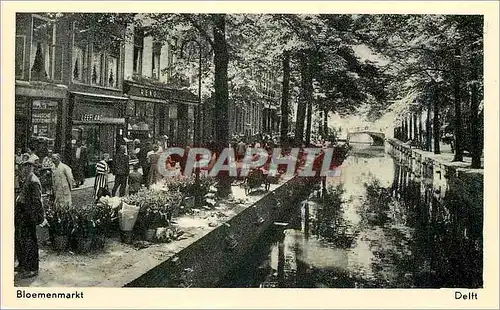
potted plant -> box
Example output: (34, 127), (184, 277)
(70, 203), (113, 253)
(45, 202), (73, 252)
(137, 188), (179, 241)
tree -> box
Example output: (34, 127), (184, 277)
(212, 14), (232, 196)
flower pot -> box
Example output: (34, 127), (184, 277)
(120, 230), (134, 244)
(75, 236), (93, 254)
(52, 234), (69, 252)
(93, 234), (106, 250)
(145, 228), (156, 242)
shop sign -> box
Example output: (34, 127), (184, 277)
(81, 114), (102, 122)
(32, 111), (54, 124)
(128, 84), (171, 101)
(33, 100), (58, 109)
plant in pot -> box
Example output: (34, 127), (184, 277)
(138, 188), (178, 242)
(45, 202), (73, 252)
(122, 189), (149, 243)
(70, 203), (113, 253)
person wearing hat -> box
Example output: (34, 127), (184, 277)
(15, 158), (45, 278)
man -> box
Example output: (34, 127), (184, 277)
(112, 145), (130, 197)
(72, 140), (87, 187)
(15, 148), (24, 194)
(138, 141), (152, 186)
(236, 139), (246, 161)
(51, 153), (74, 207)
(15, 158), (45, 278)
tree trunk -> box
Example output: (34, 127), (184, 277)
(323, 108), (328, 137)
(453, 49), (463, 162)
(426, 104), (432, 151)
(409, 114), (413, 141)
(418, 109), (423, 148)
(413, 112), (418, 145)
(470, 63), (482, 168)
(295, 51), (309, 146)
(213, 14), (231, 197)
(280, 51), (290, 145)
(305, 98), (313, 145)
(403, 118), (408, 141)
(433, 87), (441, 154)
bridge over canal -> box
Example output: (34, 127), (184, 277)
(346, 127), (385, 146)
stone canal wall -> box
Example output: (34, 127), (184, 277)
(124, 176), (315, 287)
(386, 138), (483, 209)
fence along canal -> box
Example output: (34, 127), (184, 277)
(218, 142), (483, 288)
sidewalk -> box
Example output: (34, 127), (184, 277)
(389, 138), (484, 171)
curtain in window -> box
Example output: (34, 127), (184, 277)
(31, 41), (49, 80)
(31, 18), (53, 81)
(91, 51), (102, 85)
(107, 55), (118, 88)
(73, 45), (84, 80)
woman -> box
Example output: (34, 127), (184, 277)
(94, 153), (110, 202)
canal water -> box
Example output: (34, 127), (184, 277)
(219, 142), (483, 288)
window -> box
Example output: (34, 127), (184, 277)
(91, 46), (104, 86)
(152, 42), (161, 79)
(167, 42), (175, 79)
(133, 28), (144, 75)
(106, 38), (120, 88)
(15, 35), (26, 78)
(30, 15), (54, 81)
(73, 26), (89, 83)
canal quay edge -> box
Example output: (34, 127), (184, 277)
(123, 176), (315, 288)
(386, 138), (484, 210)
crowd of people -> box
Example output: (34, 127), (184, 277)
(14, 132), (347, 279)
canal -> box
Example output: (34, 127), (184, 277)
(218, 143), (483, 288)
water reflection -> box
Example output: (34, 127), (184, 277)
(219, 143), (483, 288)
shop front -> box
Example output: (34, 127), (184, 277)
(68, 91), (128, 177)
(15, 82), (66, 158)
(123, 81), (197, 147)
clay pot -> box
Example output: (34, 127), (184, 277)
(120, 230), (134, 244)
(75, 237), (93, 254)
(145, 228), (156, 242)
(52, 234), (69, 252)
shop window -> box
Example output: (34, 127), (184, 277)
(133, 28), (144, 75)
(73, 25), (89, 83)
(15, 35), (26, 79)
(126, 100), (135, 116)
(152, 42), (161, 79)
(31, 100), (58, 155)
(30, 15), (54, 81)
(135, 102), (146, 117)
(146, 102), (155, 116)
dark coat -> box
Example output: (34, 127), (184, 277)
(112, 153), (130, 176)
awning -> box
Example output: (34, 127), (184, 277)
(71, 91), (128, 101)
(128, 95), (165, 104)
(73, 117), (126, 125)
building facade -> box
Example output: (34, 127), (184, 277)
(122, 22), (197, 147)
(224, 69), (281, 141)
(15, 13), (197, 177)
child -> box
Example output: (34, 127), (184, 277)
(128, 164), (143, 195)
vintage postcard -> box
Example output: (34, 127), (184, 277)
(1, 1), (498, 309)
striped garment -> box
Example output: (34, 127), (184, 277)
(94, 160), (109, 199)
